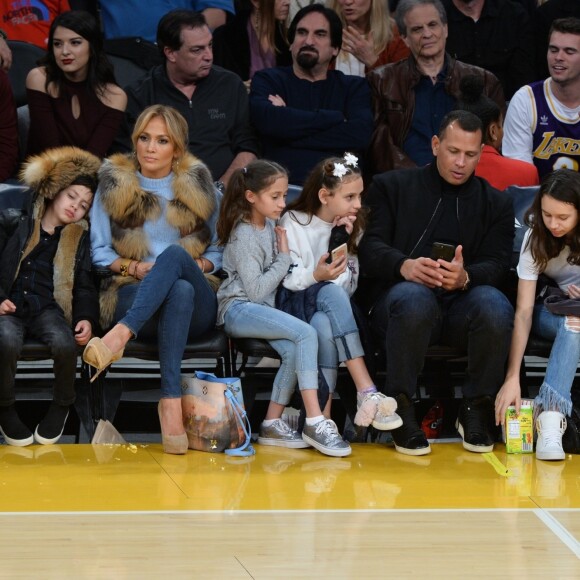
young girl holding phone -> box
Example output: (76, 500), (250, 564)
(495, 170), (580, 460)
(216, 160), (351, 457)
(279, 154), (401, 430)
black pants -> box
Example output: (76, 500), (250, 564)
(0, 308), (77, 406)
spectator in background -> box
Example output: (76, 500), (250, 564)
(0, 0), (70, 52)
(113, 10), (257, 186)
(327, 0), (410, 76)
(442, 0), (535, 100)
(249, 4), (373, 185)
(0, 69), (18, 182)
(213, 0), (291, 89)
(503, 17), (580, 179)
(98, 0), (235, 42)
(533, 0), (580, 80)
(457, 75), (539, 190)
(25, 11), (127, 158)
(367, 0), (505, 173)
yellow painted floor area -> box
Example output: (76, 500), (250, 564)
(0, 441), (578, 512)
(0, 442), (579, 578)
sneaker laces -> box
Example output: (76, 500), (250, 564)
(539, 418), (567, 446)
(315, 419), (339, 438)
(272, 419), (294, 434)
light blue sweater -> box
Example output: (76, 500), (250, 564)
(90, 171), (222, 271)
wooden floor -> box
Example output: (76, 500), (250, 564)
(0, 441), (578, 578)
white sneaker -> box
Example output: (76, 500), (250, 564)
(535, 411), (567, 461)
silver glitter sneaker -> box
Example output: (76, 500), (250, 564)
(302, 419), (352, 457)
(258, 419), (310, 448)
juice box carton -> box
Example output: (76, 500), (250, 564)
(503, 399), (534, 454)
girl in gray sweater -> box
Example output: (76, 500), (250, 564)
(217, 160), (351, 457)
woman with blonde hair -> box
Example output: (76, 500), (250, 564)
(84, 104), (222, 455)
(328, 0), (409, 75)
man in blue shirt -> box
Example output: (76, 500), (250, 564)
(249, 4), (373, 185)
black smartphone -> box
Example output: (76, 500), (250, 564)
(430, 242), (456, 262)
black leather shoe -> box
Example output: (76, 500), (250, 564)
(456, 396), (495, 453)
(390, 393), (431, 456)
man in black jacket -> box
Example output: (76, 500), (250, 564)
(358, 110), (514, 456)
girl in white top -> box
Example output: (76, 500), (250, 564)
(280, 154), (401, 431)
(496, 170), (580, 460)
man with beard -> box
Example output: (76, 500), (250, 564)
(503, 17), (580, 178)
(249, 3), (373, 185)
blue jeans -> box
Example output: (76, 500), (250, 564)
(371, 282), (514, 399)
(0, 308), (77, 406)
(224, 300), (319, 406)
(114, 245), (217, 398)
(532, 304), (577, 416)
(310, 284), (365, 393)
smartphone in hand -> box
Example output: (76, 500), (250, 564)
(430, 242), (455, 262)
(330, 242), (348, 263)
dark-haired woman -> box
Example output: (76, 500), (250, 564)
(457, 75), (538, 190)
(495, 170), (580, 461)
(25, 11), (127, 158)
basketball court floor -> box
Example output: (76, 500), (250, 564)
(0, 440), (578, 578)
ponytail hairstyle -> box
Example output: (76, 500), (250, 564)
(524, 169), (580, 271)
(285, 153), (366, 254)
(217, 159), (288, 245)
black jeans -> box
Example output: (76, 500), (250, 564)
(370, 282), (514, 399)
(0, 308), (77, 406)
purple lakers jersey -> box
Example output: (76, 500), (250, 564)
(530, 79), (580, 177)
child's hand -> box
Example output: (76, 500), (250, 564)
(313, 253), (347, 282)
(275, 226), (289, 254)
(333, 214), (356, 235)
(74, 320), (92, 346)
(568, 284), (580, 299)
(0, 299), (16, 315)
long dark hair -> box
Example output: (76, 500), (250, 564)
(40, 11), (117, 97)
(524, 170), (580, 271)
(217, 160), (288, 245)
(285, 154), (367, 255)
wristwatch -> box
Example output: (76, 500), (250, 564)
(120, 261), (130, 277)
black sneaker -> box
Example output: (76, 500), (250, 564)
(34, 403), (70, 445)
(456, 396), (494, 453)
(390, 393), (431, 456)
(0, 405), (34, 446)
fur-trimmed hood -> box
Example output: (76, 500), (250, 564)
(2, 147), (101, 325)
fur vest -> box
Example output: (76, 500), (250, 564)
(97, 152), (219, 328)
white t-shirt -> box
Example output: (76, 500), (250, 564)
(280, 210), (360, 296)
(517, 229), (580, 291)
(503, 79), (580, 165)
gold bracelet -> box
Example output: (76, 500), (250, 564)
(119, 259), (131, 277)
